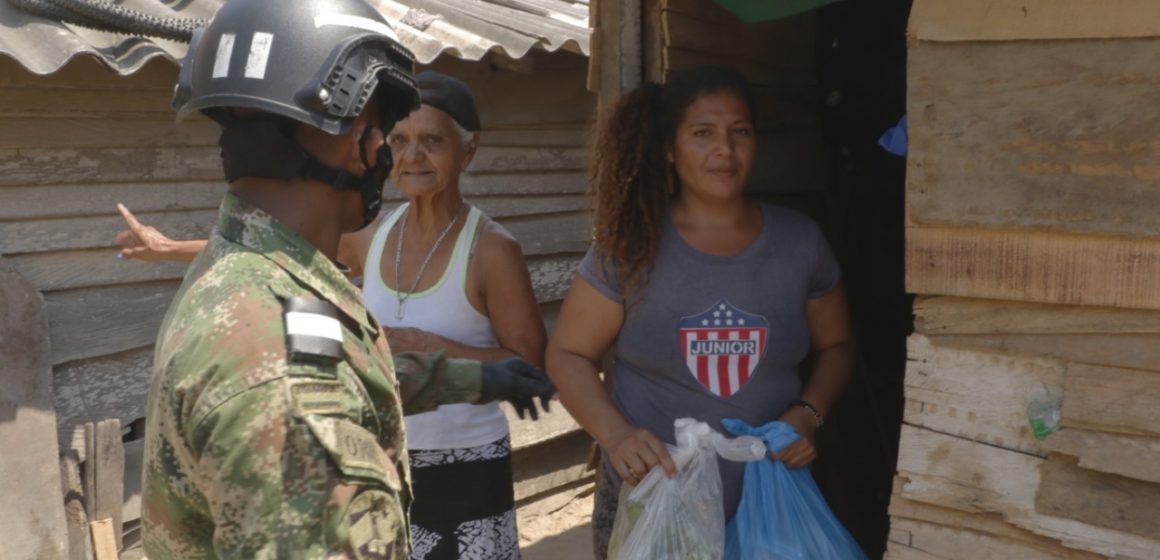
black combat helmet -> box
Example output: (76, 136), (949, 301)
(174, 0), (418, 134)
(172, 0), (420, 226)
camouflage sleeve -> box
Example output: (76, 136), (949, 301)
(391, 350), (484, 415)
(188, 380), (409, 559)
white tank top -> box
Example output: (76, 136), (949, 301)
(364, 203), (509, 450)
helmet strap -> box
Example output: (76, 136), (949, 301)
(219, 118), (388, 228)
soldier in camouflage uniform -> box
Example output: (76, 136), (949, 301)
(140, 0), (553, 558)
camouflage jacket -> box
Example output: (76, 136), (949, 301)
(141, 192), (483, 559)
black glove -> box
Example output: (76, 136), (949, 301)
(480, 358), (556, 420)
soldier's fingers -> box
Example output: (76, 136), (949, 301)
(116, 203), (146, 234)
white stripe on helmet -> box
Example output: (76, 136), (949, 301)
(314, 13), (400, 41)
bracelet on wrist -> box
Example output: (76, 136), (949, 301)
(794, 399), (824, 428)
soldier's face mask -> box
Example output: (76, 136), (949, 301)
(354, 120), (392, 228)
(217, 85), (412, 230)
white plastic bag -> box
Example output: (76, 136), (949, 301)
(606, 418), (766, 560)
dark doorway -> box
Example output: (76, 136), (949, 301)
(809, 1), (914, 557)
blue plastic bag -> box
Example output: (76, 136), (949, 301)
(877, 115), (908, 157)
(722, 419), (868, 560)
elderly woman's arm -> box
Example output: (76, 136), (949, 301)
(384, 220), (546, 367)
(114, 204), (206, 262)
(772, 282), (855, 468)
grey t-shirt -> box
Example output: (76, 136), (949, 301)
(579, 203), (840, 518)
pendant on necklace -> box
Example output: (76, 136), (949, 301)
(396, 300), (406, 320)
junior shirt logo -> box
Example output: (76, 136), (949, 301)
(679, 299), (769, 398)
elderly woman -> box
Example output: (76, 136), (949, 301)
(116, 72), (544, 560)
(545, 66), (856, 558)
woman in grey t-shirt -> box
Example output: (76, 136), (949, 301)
(545, 66), (855, 558)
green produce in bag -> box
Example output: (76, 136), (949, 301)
(607, 419), (766, 560)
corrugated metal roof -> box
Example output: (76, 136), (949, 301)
(0, 0), (589, 76)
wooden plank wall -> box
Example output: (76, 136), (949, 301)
(0, 48), (595, 458)
(889, 13), (1160, 559)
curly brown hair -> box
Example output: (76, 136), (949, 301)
(588, 66), (755, 299)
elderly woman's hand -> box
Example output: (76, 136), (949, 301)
(385, 327), (445, 353)
(114, 204), (204, 262)
(770, 405), (819, 469)
(115, 204), (179, 261)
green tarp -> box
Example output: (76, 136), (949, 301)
(711, 0), (843, 22)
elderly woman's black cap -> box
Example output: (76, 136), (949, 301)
(416, 71), (481, 132)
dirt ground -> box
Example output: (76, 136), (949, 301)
(122, 486), (596, 560)
(517, 486), (595, 560)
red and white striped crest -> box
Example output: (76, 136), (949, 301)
(679, 299), (769, 398)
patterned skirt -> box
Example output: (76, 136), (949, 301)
(408, 435), (520, 560)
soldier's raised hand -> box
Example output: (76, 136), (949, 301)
(480, 358), (556, 420)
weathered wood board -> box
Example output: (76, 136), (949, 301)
(888, 518), (1100, 560)
(0, 209), (219, 255)
(89, 518), (118, 560)
(0, 181), (226, 221)
(890, 492), (1105, 560)
(1045, 428), (1160, 484)
(501, 212), (591, 258)
(122, 438), (145, 528)
(907, 38), (1160, 238)
(511, 430), (594, 503)
(0, 145), (586, 188)
(904, 335), (1058, 456)
(661, 5), (815, 71)
(906, 227), (1160, 311)
(458, 171), (587, 196)
(1036, 453), (1160, 542)
(0, 117), (218, 149)
(1061, 363), (1160, 437)
(896, 424), (1160, 558)
(381, 194), (586, 219)
(8, 249), (194, 293)
(930, 333), (1160, 374)
(914, 296), (1160, 335)
(59, 450), (91, 560)
(909, 0), (1160, 42)
(425, 50), (596, 127)
(45, 282), (179, 365)
(85, 419), (124, 551)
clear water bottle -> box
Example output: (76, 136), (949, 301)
(1026, 385), (1063, 440)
